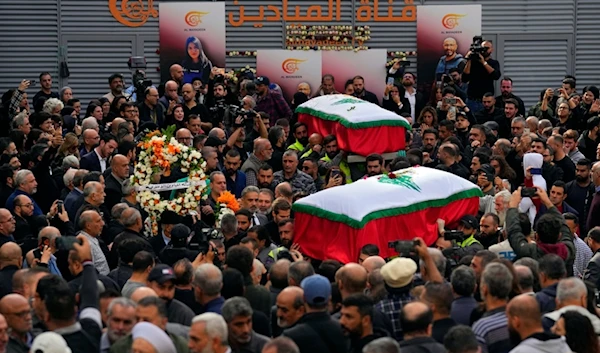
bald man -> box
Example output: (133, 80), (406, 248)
(275, 286), (305, 333)
(0, 242), (22, 297)
(334, 263), (394, 336)
(24, 226), (62, 275)
(175, 128), (193, 147)
(139, 86), (165, 127)
(0, 209), (15, 245)
(506, 294), (570, 352)
(0, 314), (9, 353)
(0, 294), (33, 350)
(435, 37), (465, 81)
(399, 301), (443, 349)
(110, 117), (126, 136)
(105, 154), (130, 212)
(274, 182), (293, 204)
(130, 287), (157, 303)
(362, 256), (386, 274)
(170, 64), (184, 86)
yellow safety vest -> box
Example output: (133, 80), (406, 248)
(459, 234), (481, 248)
(287, 140), (304, 152)
(321, 154), (352, 184)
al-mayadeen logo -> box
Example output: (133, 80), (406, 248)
(281, 59), (306, 74)
(442, 13), (466, 29)
(185, 11), (209, 26)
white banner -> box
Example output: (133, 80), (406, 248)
(135, 180), (208, 192)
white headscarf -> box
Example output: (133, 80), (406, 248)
(519, 153), (547, 224)
(132, 322), (176, 353)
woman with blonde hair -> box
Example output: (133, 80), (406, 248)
(415, 106), (438, 130)
(53, 132), (80, 169)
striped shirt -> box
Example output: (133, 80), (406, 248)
(472, 307), (512, 353)
(80, 231), (110, 276)
(574, 235), (593, 278)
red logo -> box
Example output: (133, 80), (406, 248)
(282, 58), (306, 74)
(442, 14), (466, 29)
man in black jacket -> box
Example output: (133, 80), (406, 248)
(352, 76), (379, 105)
(0, 242), (22, 298)
(38, 234), (103, 351)
(340, 294), (387, 353)
(110, 207), (154, 269)
(398, 302), (445, 353)
(283, 274), (348, 353)
(584, 227), (600, 289)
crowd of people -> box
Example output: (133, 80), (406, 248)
(0, 38), (598, 353)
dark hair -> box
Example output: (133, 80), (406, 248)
(248, 225), (271, 247)
(588, 227), (600, 243)
(36, 274), (66, 301)
(83, 171), (103, 186)
(504, 98), (518, 108)
(360, 244), (379, 256)
(132, 251), (154, 272)
(138, 296), (168, 318)
(400, 304), (433, 335)
(323, 134), (337, 146)
(422, 128), (438, 139)
(43, 281), (76, 321)
(538, 254), (566, 280)
(365, 153), (384, 165)
(259, 163), (273, 172)
(563, 212), (578, 225)
(288, 261), (315, 285)
(317, 260), (343, 283)
(577, 158), (592, 168)
(450, 265), (476, 297)
(587, 116), (600, 130)
(560, 311), (600, 353)
(474, 250), (499, 268)
(501, 76), (513, 84)
(118, 140), (136, 156)
(222, 268), (245, 299)
(423, 282), (453, 315)
(278, 218), (294, 228)
(118, 239), (148, 264)
(444, 325), (479, 353)
(0, 165), (14, 186)
(536, 213), (562, 244)
(273, 200), (292, 215)
(473, 152), (489, 165)
(100, 288), (121, 300)
(235, 208), (252, 221)
(226, 149), (241, 159)
(292, 122), (307, 135)
(225, 246), (254, 276)
(341, 294), (374, 319)
(442, 87), (456, 96)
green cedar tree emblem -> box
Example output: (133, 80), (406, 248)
(331, 97), (366, 106)
(378, 169), (421, 192)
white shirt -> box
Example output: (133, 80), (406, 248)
(404, 89), (416, 120)
(94, 148), (107, 172)
(80, 231), (110, 275)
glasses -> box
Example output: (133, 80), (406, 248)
(6, 310), (30, 318)
(17, 203), (33, 208)
(0, 216), (15, 223)
(178, 137), (192, 141)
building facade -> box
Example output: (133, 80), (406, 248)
(1, 0), (598, 108)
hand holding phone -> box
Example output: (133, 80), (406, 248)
(387, 77), (395, 85)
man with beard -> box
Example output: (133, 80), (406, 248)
(421, 129), (440, 165)
(475, 93), (504, 124)
(301, 158), (324, 191)
(258, 164), (276, 191)
(103, 73), (126, 103)
(224, 149), (246, 199)
(365, 154), (384, 178)
(462, 40), (502, 113)
(222, 297), (269, 353)
(240, 186), (268, 226)
(495, 77), (525, 117)
(242, 139), (273, 188)
(478, 213), (501, 249)
(254, 76), (292, 125)
(397, 72), (425, 121)
(265, 200), (292, 245)
(437, 144), (469, 179)
(147, 264), (195, 326)
(258, 189), (274, 215)
(475, 164), (496, 197)
(182, 83), (210, 129)
(565, 159), (594, 230)
(340, 295), (384, 353)
(158, 80), (181, 117)
(492, 190), (511, 228)
(275, 286), (305, 334)
(319, 135), (351, 183)
(506, 294), (571, 352)
(288, 122), (309, 153)
(188, 313), (230, 353)
(352, 76), (379, 105)
(278, 219), (294, 249)
(101, 298), (137, 352)
(494, 98), (518, 139)
(435, 37), (466, 82)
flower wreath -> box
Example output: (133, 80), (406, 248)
(215, 191), (240, 228)
(131, 127), (208, 234)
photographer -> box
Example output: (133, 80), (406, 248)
(207, 82), (238, 129)
(441, 69), (468, 102)
(437, 215), (483, 259)
(462, 38), (501, 113)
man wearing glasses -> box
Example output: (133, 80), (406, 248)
(0, 209), (16, 247)
(175, 128), (193, 147)
(0, 294), (33, 352)
(12, 195), (34, 243)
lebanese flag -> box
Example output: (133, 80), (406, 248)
(293, 167), (483, 263)
(296, 94), (411, 156)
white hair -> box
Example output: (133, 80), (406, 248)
(495, 190), (511, 204)
(63, 168), (78, 187)
(81, 116), (99, 131)
(191, 313), (229, 346)
(42, 98), (63, 114)
(556, 277), (587, 303)
(253, 258), (265, 277)
(14, 169), (33, 187)
(62, 155), (79, 169)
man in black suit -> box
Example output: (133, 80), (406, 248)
(109, 207), (154, 268)
(104, 154), (130, 213)
(352, 76), (379, 105)
(397, 72), (426, 121)
(0, 242), (21, 298)
(80, 133), (118, 173)
(149, 210), (181, 256)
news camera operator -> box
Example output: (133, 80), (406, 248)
(226, 111), (268, 156)
(437, 215), (483, 259)
(440, 68), (468, 102)
(462, 37), (501, 113)
(388, 237), (444, 284)
(207, 82), (240, 129)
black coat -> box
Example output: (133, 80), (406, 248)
(110, 229), (155, 268)
(585, 250), (600, 293)
(283, 311), (349, 353)
(0, 265), (18, 299)
(79, 150), (102, 173)
(104, 173), (123, 214)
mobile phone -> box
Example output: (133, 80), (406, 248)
(216, 68), (225, 75)
(331, 169), (341, 178)
(444, 97), (457, 105)
(33, 248), (42, 260)
(30, 79), (37, 85)
(521, 187), (537, 198)
(387, 77), (395, 85)
(55, 236), (82, 251)
(57, 200), (63, 214)
(524, 128), (530, 135)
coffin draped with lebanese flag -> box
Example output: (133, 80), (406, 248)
(296, 94), (411, 156)
(293, 167), (483, 263)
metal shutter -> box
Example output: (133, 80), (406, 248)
(576, 0), (600, 89)
(0, 0), (59, 97)
(499, 35), (573, 108)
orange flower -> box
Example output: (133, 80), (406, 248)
(217, 191), (240, 212)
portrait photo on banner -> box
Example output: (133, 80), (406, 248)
(159, 2), (226, 85)
(416, 5), (482, 100)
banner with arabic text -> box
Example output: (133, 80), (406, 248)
(159, 2), (226, 84)
(416, 5), (481, 101)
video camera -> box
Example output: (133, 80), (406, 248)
(128, 56), (152, 93)
(388, 240), (418, 258)
(230, 105), (257, 128)
(443, 230), (468, 242)
(468, 36), (487, 59)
